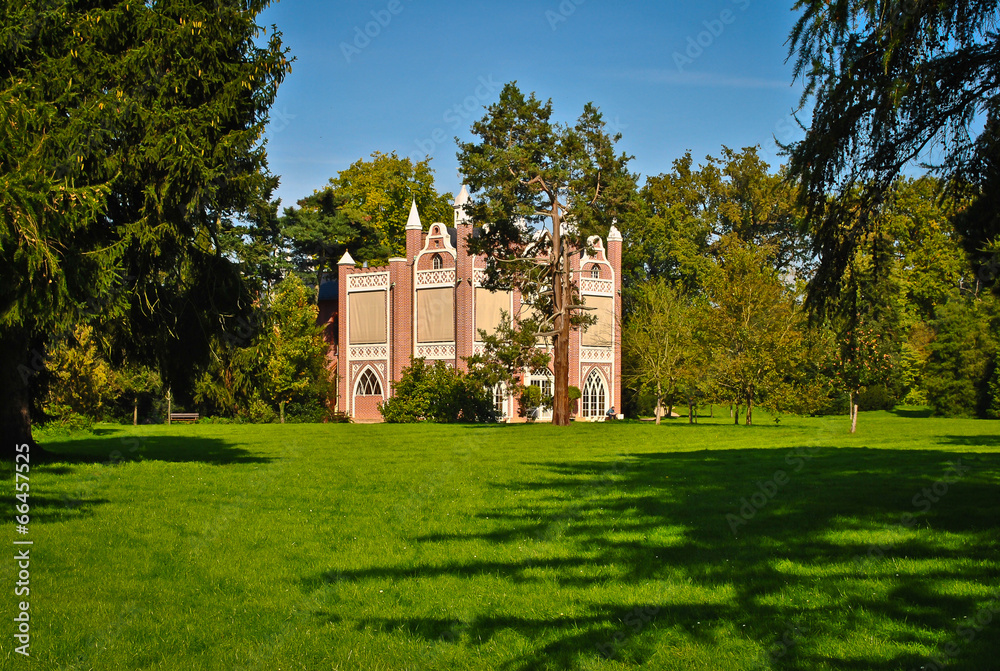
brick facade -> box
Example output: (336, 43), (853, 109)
(320, 188), (623, 422)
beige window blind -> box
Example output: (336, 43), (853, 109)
(475, 289), (510, 340)
(417, 288), (454, 343)
(349, 291), (387, 344)
(582, 295), (613, 347)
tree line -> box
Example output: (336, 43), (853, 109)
(621, 149), (1000, 429)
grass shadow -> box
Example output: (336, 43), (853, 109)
(32, 433), (271, 466)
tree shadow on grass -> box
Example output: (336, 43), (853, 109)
(30, 432), (271, 467)
(937, 434), (1000, 448)
(24, 494), (112, 524)
(890, 407), (935, 418)
(309, 445), (1000, 670)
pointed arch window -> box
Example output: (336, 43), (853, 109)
(432, 253), (443, 270)
(582, 370), (607, 418)
(356, 368), (383, 396)
(590, 265), (601, 278)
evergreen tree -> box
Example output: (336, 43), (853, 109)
(0, 0), (291, 454)
(786, 0), (1000, 310)
(457, 82), (638, 426)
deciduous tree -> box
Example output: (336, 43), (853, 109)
(700, 237), (808, 426)
(621, 279), (697, 424)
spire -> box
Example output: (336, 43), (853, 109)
(405, 198), (422, 230)
(454, 185), (471, 225)
(338, 250), (355, 266)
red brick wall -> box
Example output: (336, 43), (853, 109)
(353, 395), (383, 422)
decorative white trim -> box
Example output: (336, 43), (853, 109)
(351, 361), (386, 379)
(415, 268), (456, 287)
(580, 278), (614, 295)
(581, 236), (608, 264)
(350, 345), (388, 359)
(416, 343), (456, 360)
(581, 347), (614, 362)
(473, 344), (486, 356)
(473, 269), (488, 286)
(347, 272), (390, 291)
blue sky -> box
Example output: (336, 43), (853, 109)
(258, 0), (807, 208)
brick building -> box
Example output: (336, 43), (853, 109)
(317, 187), (623, 422)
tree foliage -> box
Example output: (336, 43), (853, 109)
(193, 276), (333, 422)
(699, 237), (810, 426)
(43, 325), (118, 427)
(925, 297), (1000, 417)
(0, 0), (291, 452)
(621, 279), (697, 423)
(629, 147), (808, 298)
(457, 81), (638, 425)
(379, 359), (498, 423)
(786, 0), (1000, 311)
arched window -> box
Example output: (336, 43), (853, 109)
(591, 265), (601, 279)
(432, 253), (443, 270)
(582, 370), (607, 418)
(356, 368), (382, 396)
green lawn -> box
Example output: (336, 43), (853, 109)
(3, 411), (999, 670)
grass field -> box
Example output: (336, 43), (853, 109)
(2, 410), (999, 670)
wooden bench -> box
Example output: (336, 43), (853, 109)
(168, 413), (200, 424)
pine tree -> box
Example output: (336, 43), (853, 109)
(0, 0), (291, 455)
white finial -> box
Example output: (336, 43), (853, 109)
(608, 224), (623, 242)
(405, 199), (422, 231)
(338, 250), (355, 265)
(454, 185), (470, 207)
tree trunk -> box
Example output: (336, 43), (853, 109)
(655, 382), (662, 425)
(280, 401), (286, 424)
(0, 328), (41, 460)
(167, 389), (172, 425)
(550, 230), (571, 426)
(746, 388), (753, 426)
(133, 398), (138, 426)
(849, 391), (858, 434)
(734, 405), (740, 425)
(688, 398), (694, 424)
